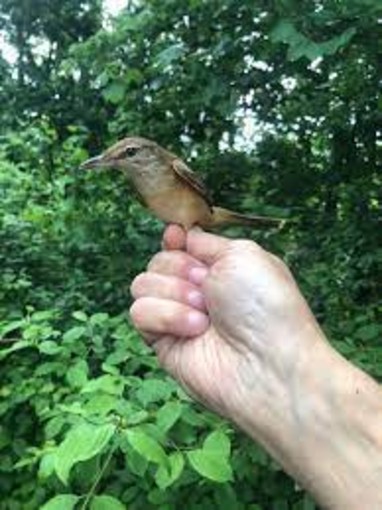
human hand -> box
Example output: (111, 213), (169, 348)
(130, 226), (382, 509)
(130, 225), (326, 430)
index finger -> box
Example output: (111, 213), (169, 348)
(186, 228), (231, 266)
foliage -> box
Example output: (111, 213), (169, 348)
(0, 0), (381, 508)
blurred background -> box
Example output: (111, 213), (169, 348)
(0, 1), (381, 508)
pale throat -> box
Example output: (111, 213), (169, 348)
(128, 160), (176, 197)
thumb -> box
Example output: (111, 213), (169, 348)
(162, 224), (187, 251)
(186, 228), (231, 266)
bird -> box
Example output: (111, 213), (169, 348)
(81, 136), (284, 230)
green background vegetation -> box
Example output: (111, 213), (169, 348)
(0, 1), (381, 508)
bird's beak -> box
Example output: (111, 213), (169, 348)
(80, 154), (109, 170)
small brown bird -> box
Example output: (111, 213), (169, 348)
(81, 136), (283, 230)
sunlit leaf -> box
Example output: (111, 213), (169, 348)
(90, 494), (126, 510)
(55, 422), (115, 484)
(66, 359), (89, 388)
(38, 340), (62, 355)
(72, 311), (88, 322)
(81, 374), (124, 396)
(155, 451), (184, 489)
(187, 448), (233, 483)
(125, 429), (167, 466)
(136, 379), (175, 407)
(156, 401), (183, 432)
(40, 495), (79, 510)
(204, 430), (231, 457)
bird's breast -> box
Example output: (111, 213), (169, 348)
(145, 187), (212, 229)
(128, 165), (211, 229)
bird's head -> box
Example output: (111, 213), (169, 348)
(80, 136), (161, 173)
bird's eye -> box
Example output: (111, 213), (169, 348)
(123, 147), (139, 158)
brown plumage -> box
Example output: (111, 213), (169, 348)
(81, 136), (284, 230)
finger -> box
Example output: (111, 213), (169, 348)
(137, 329), (161, 346)
(130, 297), (209, 338)
(137, 332), (177, 365)
(186, 229), (231, 266)
(162, 224), (187, 251)
(148, 250), (206, 280)
(131, 272), (206, 311)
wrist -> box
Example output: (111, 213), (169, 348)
(232, 336), (382, 509)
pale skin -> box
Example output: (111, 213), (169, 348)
(130, 225), (382, 510)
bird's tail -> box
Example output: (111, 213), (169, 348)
(211, 206), (284, 229)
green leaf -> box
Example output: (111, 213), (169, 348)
(135, 379), (174, 406)
(40, 494), (79, 510)
(204, 430), (231, 457)
(318, 28), (357, 57)
(154, 43), (185, 69)
(84, 394), (119, 416)
(72, 311), (88, 322)
(148, 488), (169, 505)
(103, 81), (126, 104)
(55, 422), (115, 484)
(271, 20), (356, 61)
(66, 360), (89, 388)
(0, 319), (24, 337)
(0, 426), (10, 450)
(214, 484), (240, 509)
(125, 410), (149, 426)
(90, 494), (126, 510)
(90, 312), (110, 326)
(355, 324), (381, 342)
(38, 452), (56, 480)
(186, 430), (233, 483)
(105, 348), (130, 366)
(125, 428), (167, 466)
(45, 416), (66, 439)
(124, 445), (149, 476)
(81, 374), (124, 396)
(38, 340), (62, 355)
(270, 20), (302, 45)
(156, 401), (183, 432)
(63, 326), (87, 344)
(155, 451), (184, 489)
(186, 448), (233, 483)
(0, 339), (30, 361)
(96, 70), (110, 87)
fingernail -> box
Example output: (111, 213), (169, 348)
(188, 290), (205, 310)
(187, 310), (209, 333)
(189, 266), (208, 285)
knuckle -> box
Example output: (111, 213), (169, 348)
(147, 250), (191, 277)
(147, 251), (169, 271)
(270, 254), (290, 274)
(172, 278), (189, 301)
(232, 239), (263, 255)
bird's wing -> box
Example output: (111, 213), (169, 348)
(172, 158), (213, 207)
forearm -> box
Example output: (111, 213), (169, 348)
(234, 338), (382, 509)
